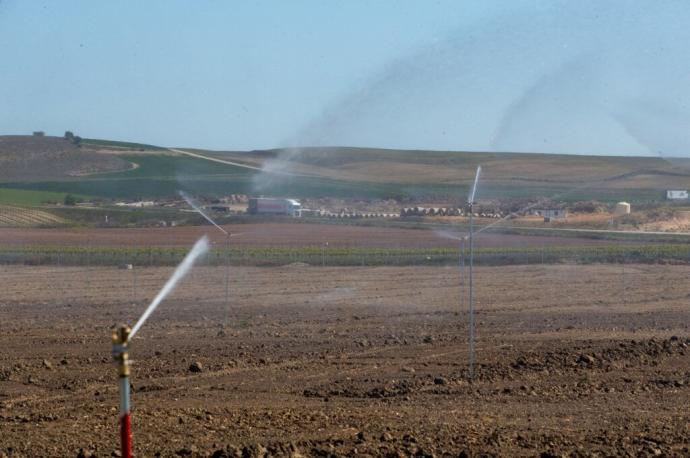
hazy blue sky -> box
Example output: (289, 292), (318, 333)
(1, 1), (689, 156)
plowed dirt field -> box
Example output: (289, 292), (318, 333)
(1, 263), (688, 456)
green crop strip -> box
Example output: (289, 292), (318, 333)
(0, 243), (688, 267)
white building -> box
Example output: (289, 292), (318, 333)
(532, 208), (567, 219)
(666, 190), (689, 200)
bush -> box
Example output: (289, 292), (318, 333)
(64, 194), (78, 206)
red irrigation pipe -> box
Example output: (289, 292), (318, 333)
(112, 326), (132, 458)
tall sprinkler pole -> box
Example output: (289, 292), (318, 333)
(110, 237), (209, 457)
(467, 165), (481, 381)
(224, 233), (231, 327)
(459, 236), (466, 313)
(112, 326), (132, 458)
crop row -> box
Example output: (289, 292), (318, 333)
(0, 244), (689, 267)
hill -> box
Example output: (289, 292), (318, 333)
(200, 147), (690, 188)
(187, 146), (690, 201)
(1, 136), (690, 204)
(0, 135), (133, 181)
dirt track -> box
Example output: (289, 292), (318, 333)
(0, 223), (613, 249)
(1, 264), (688, 457)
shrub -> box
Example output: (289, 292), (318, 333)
(64, 194), (78, 206)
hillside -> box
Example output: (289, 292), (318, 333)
(2, 136), (690, 203)
(199, 147), (690, 188)
(0, 135), (133, 181)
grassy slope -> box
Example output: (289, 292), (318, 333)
(1, 154), (431, 200)
(81, 138), (167, 150)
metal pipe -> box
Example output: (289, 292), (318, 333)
(466, 165), (481, 382)
(459, 237), (465, 313)
(224, 234), (231, 327)
(112, 326), (132, 458)
(468, 206), (475, 381)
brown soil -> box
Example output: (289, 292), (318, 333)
(1, 264), (688, 457)
(0, 223), (613, 249)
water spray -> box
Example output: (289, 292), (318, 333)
(179, 191), (228, 236)
(111, 236), (209, 458)
(179, 190), (237, 328)
(467, 165), (481, 381)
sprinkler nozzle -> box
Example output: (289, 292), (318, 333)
(112, 325), (131, 377)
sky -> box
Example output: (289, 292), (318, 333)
(1, 0), (690, 157)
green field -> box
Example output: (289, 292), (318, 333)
(0, 188), (80, 206)
(0, 243), (686, 267)
(0, 154), (449, 200)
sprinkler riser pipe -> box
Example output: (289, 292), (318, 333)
(225, 234), (231, 326)
(112, 326), (132, 458)
(468, 205), (476, 382)
(119, 376), (131, 458)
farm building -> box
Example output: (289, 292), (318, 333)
(247, 197), (302, 216)
(614, 202), (631, 216)
(531, 208), (567, 220)
(115, 201), (156, 208)
(666, 190), (689, 200)
(207, 204), (233, 213)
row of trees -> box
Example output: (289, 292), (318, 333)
(64, 130), (82, 145)
(31, 130), (82, 146)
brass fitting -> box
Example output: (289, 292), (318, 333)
(112, 325), (131, 378)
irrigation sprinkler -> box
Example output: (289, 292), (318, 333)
(111, 236), (209, 458)
(112, 325), (132, 458)
(467, 165), (481, 381)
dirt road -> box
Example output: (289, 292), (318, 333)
(168, 148), (266, 172)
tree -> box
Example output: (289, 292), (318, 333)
(64, 194), (77, 206)
(32, 131), (45, 137)
(73, 136), (82, 146)
(64, 131), (74, 141)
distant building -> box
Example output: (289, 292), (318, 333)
(532, 208), (567, 220)
(666, 190), (689, 200)
(115, 201), (155, 208)
(207, 204), (233, 213)
(614, 202), (631, 216)
(247, 198), (301, 216)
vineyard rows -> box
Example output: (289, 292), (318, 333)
(0, 205), (66, 227)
